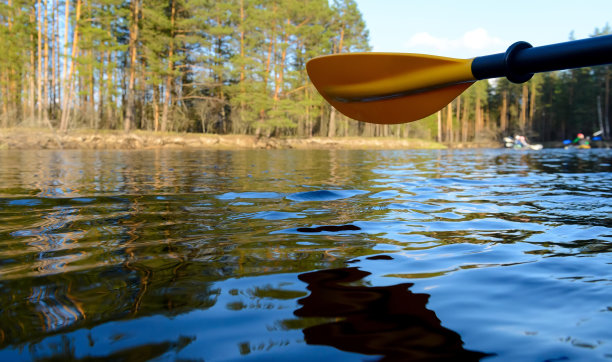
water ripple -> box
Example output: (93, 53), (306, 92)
(0, 148), (611, 361)
(286, 189), (368, 201)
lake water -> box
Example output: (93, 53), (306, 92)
(1, 148), (611, 361)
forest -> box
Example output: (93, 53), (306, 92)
(0, 0), (610, 143)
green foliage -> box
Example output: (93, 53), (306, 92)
(1, 2), (610, 143)
(1, 0), (371, 134)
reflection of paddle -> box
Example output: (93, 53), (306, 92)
(295, 267), (491, 360)
(307, 35), (612, 124)
(297, 224), (360, 233)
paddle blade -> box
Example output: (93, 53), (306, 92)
(326, 82), (472, 125)
(307, 53), (475, 124)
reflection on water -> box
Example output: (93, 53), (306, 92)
(295, 267), (490, 361)
(0, 148), (611, 360)
(297, 224), (361, 232)
(32, 335), (195, 362)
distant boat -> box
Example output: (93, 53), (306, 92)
(564, 144), (591, 150)
(563, 130), (601, 149)
(503, 137), (543, 150)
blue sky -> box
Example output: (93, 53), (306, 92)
(353, 0), (611, 58)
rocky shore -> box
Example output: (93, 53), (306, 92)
(0, 128), (451, 150)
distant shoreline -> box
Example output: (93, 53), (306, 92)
(0, 128), (470, 151)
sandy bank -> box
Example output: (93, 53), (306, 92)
(0, 128), (452, 150)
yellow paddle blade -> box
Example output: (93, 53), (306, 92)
(307, 53), (476, 124)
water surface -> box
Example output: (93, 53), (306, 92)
(1, 148), (611, 360)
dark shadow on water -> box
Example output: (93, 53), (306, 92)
(297, 224), (361, 233)
(295, 267), (492, 361)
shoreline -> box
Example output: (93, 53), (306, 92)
(0, 128), (476, 150)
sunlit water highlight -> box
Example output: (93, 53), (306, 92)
(0, 148), (611, 361)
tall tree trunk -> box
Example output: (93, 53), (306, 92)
(529, 80), (537, 130)
(51, 0), (57, 119)
(327, 20), (345, 138)
(37, 0), (43, 125)
(138, 56), (146, 130)
(124, 0), (139, 133)
(318, 104), (326, 136)
(3, 0), (14, 124)
(500, 90), (508, 134)
(306, 88), (312, 137)
(79, 50), (86, 121)
(337, 27), (344, 53)
(104, 24), (114, 128)
(455, 96), (461, 142)
(43, 0), (49, 123)
(59, 0), (81, 133)
(1, 73), (7, 126)
(239, 0), (245, 129)
(106, 51), (114, 128)
(273, 19), (289, 101)
(256, 5), (276, 136)
(547, 86), (554, 140)
(161, 0), (176, 133)
(89, 48), (96, 128)
(29, 14), (36, 124)
(460, 96), (468, 142)
(437, 110), (442, 142)
(99, 50), (105, 124)
(153, 85), (159, 131)
(598, 96), (604, 137)
(215, 26), (226, 133)
(474, 96), (482, 139)
(519, 83), (528, 132)
(61, 0), (70, 90)
(605, 67), (610, 138)
(328, 107), (336, 137)
(446, 102), (453, 143)
(59, 0), (71, 131)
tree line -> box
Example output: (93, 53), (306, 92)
(0, 0), (374, 137)
(0, 1), (610, 142)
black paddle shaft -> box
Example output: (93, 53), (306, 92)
(471, 34), (612, 83)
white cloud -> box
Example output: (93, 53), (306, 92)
(462, 28), (505, 50)
(403, 28), (507, 57)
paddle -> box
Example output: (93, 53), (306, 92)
(307, 35), (612, 125)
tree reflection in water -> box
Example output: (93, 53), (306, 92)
(295, 267), (492, 361)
